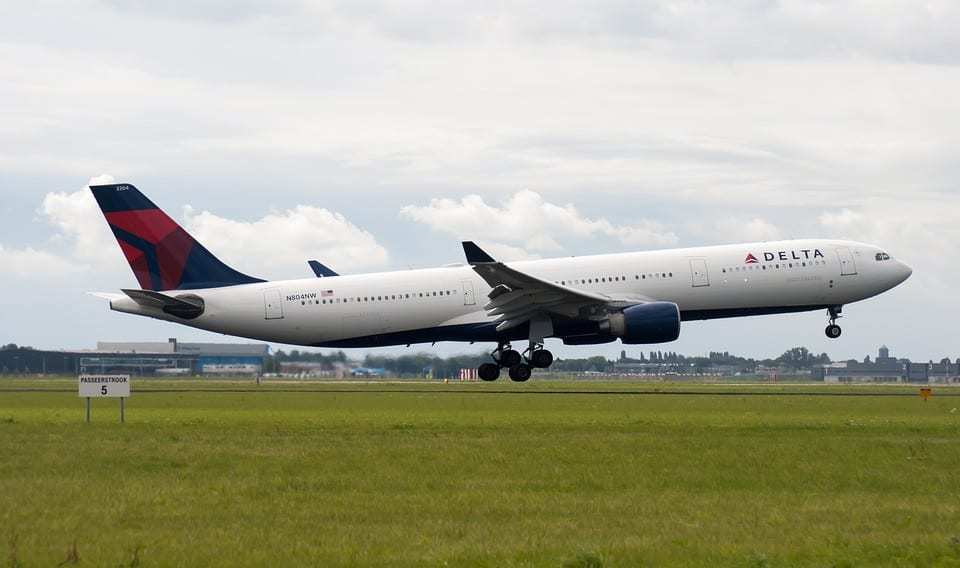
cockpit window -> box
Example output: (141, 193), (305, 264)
(875, 252), (891, 261)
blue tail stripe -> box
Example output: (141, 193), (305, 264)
(90, 184), (159, 212)
(177, 243), (265, 290)
(110, 226), (164, 291)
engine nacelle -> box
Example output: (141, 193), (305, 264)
(599, 302), (681, 344)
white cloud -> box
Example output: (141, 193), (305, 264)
(0, 175), (121, 281)
(817, 203), (959, 291)
(715, 218), (783, 243)
(1, 2), (960, 358)
(3, 175), (388, 283)
(400, 190), (678, 256)
(0, 245), (83, 278)
(183, 205), (389, 278)
(39, 174), (124, 270)
(472, 241), (541, 262)
(818, 208), (863, 230)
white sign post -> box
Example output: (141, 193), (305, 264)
(78, 375), (131, 423)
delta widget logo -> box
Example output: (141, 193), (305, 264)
(744, 249), (826, 264)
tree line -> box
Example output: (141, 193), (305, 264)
(265, 346), (832, 377)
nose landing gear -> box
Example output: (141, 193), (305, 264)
(825, 306), (843, 339)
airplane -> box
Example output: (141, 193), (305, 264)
(90, 183), (912, 382)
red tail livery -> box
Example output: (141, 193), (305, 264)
(90, 184), (263, 291)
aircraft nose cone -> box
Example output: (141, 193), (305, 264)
(896, 261), (913, 284)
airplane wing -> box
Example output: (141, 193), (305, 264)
(461, 241), (647, 333)
(308, 260), (339, 278)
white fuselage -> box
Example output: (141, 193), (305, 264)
(108, 239), (912, 348)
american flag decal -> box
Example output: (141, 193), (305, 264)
(321, 290), (334, 297)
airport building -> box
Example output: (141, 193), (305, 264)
(815, 346), (960, 384)
(0, 338), (269, 376)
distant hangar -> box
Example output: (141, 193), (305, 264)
(0, 338), (268, 376)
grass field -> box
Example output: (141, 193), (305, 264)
(1, 377), (959, 567)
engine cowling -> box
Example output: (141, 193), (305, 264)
(600, 302), (681, 344)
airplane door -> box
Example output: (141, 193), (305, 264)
(690, 258), (710, 287)
(264, 289), (284, 320)
(836, 247), (858, 276)
(461, 280), (477, 306)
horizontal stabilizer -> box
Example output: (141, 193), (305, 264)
(88, 292), (125, 302)
(122, 289), (205, 320)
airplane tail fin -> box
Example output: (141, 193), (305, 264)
(90, 183), (265, 291)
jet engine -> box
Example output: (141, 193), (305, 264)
(599, 302), (681, 344)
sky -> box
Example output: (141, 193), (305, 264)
(1, 1), (958, 362)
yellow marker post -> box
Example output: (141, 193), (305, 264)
(919, 388), (932, 401)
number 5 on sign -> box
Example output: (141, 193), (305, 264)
(78, 375), (131, 423)
(79, 375), (130, 398)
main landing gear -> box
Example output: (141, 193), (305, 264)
(825, 305), (843, 339)
(477, 341), (554, 382)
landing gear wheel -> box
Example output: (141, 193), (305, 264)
(508, 363), (532, 382)
(478, 363), (500, 381)
(499, 349), (522, 368)
(824, 306), (843, 340)
(529, 349), (554, 369)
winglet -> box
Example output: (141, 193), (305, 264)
(308, 260), (339, 277)
(462, 241), (496, 264)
